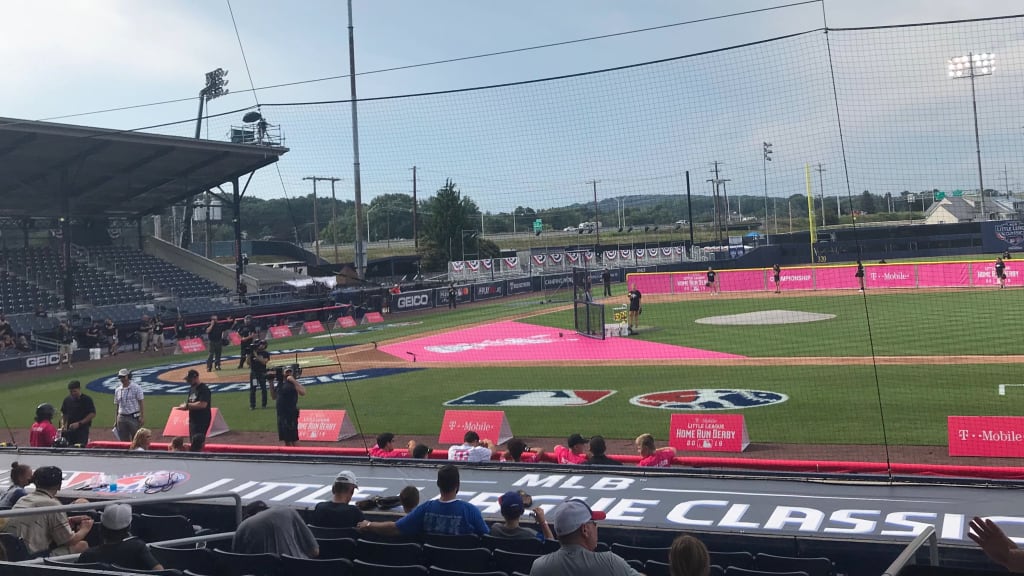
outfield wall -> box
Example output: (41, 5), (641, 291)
(626, 260), (1020, 294)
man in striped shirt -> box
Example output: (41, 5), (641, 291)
(113, 369), (145, 442)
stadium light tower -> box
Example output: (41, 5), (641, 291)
(180, 68), (229, 249)
(948, 52), (994, 220)
(763, 142), (772, 245)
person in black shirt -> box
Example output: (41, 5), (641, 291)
(272, 366), (306, 447)
(855, 260), (866, 292)
(103, 319), (119, 356)
(236, 316), (255, 369)
(174, 315), (188, 340)
(77, 503), (162, 571)
(177, 369), (212, 452)
(772, 263), (781, 294)
(310, 470), (364, 528)
(205, 315), (224, 372)
(249, 340), (270, 410)
(84, 322), (101, 349)
(996, 257), (1007, 289)
(60, 380), (96, 447)
(447, 283), (457, 309)
(586, 435), (621, 466)
(626, 284), (642, 335)
(601, 269), (612, 297)
(138, 315), (153, 354)
(56, 319), (74, 370)
(151, 316), (165, 353)
(706, 266), (719, 295)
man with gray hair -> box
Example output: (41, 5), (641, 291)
(529, 499), (640, 576)
(77, 503), (162, 570)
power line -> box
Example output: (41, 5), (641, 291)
(31, 0), (820, 123)
(226, 0), (261, 108)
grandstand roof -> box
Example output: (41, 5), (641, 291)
(0, 117), (288, 218)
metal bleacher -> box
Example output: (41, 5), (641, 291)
(87, 245), (229, 300)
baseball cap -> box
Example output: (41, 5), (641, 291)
(117, 368), (131, 378)
(335, 470), (358, 487)
(185, 369), (200, 380)
(567, 433), (589, 448)
(499, 490), (524, 516)
(550, 499), (606, 536)
(31, 466), (63, 489)
(102, 503), (133, 531)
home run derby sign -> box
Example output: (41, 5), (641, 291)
(0, 450), (1017, 545)
(85, 345), (423, 395)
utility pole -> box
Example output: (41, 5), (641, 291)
(411, 166), (418, 249)
(588, 180), (601, 245)
(347, 0), (365, 278)
(707, 162), (730, 247)
(1005, 164), (1010, 198)
(814, 164), (827, 225)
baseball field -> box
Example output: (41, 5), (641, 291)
(3, 278), (1021, 463)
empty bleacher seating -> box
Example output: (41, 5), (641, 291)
(0, 269), (59, 314)
(4, 247), (149, 307)
(89, 245), (228, 300)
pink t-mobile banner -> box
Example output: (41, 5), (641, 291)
(628, 273), (673, 294)
(918, 262), (970, 288)
(973, 260), (1021, 287)
(777, 267), (815, 291)
(718, 269), (765, 292)
(863, 264), (916, 289)
(814, 265), (861, 290)
(672, 272), (709, 294)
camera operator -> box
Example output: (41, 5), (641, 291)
(235, 315), (255, 369)
(249, 340), (270, 410)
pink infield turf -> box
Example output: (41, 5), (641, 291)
(379, 320), (745, 363)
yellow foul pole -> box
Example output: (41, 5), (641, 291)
(805, 164), (816, 263)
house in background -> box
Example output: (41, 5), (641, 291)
(923, 196), (1017, 224)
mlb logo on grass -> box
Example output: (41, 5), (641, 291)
(445, 390), (615, 407)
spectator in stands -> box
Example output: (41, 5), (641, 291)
(233, 501), (319, 559)
(113, 368), (145, 443)
(205, 315), (225, 371)
(77, 503), (163, 570)
(0, 315), (13, 354)
(30, 403), (59, 447)
(168, 436), (187, 452)
(15, 333), (30, 352)
(309, 470), (364, 528)
(669, 534), (710, 576)
(636, 433), (676, 468)
(491, 490), (553, 541)
(448, 430), (494, 462)
(56, 319), (74, 370)
(60, 380), (96, 447)
(138, 314), (153, 354)
(554, 433), (590, 465)
(0, 462), (32, 509)
(235, 315), (255, 369)
(971, 517), (1024, 571)
(0, 332), (12, 355)
(2, 466), (94, 557)
(151, 315), (165, 353)
(502, 437), (545, 463)
(586, 436), (621, 466)
(399, 485), (419, 515)
(130, 428), (152, 451)
(177, 369), (212, 452)
(84, 322), (101, 349)
(272, 366), (305, 447)
(103, 319), (119, 356)
(530, 498), (639, 576)
(370, 432), (417, 458)
(411, 443), (432, 459)
(359, 464), (489, 537)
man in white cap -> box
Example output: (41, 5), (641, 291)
(309, 470), (364, 528)
(529, 498), (641, 576)
(77, 503), (162, 570)
(112, 368), (144, 442)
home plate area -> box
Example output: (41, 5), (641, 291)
(378, 320), (744, 363)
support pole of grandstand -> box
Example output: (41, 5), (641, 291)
(412, 165), (418, 249)
(347, 0), (366, 279)
(686, 171), (694, 248)
(60, 185), (74, 311)
(232, 177), (243, 299)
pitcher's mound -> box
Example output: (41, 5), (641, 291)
(696, 310), (836, 325)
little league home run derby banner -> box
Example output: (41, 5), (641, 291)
(947, 416), (1024, 457)
(670, 414), (750, 453)
(628, 260), (1020, 294)
(161, 408), (355, 442)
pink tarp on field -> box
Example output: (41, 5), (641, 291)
(380, 320), (745, 363)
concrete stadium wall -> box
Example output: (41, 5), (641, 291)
(143, 236), (257, 293)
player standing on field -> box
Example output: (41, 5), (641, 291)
(706, 267), (718, 295)
(855, 260), (866, 292)
(627, 284), (642, 335)
(995, 257), (1006, 289)
(772, 264), (781, 294)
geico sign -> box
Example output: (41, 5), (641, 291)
(26, 354), (61, 368)
(397, 294), (430, 308)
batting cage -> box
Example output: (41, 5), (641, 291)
(573, 299), (605, 340)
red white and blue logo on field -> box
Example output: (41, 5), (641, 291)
(630, 389), (788, 411)
(445, 390), (616, 407)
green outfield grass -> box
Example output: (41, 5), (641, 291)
(2, 288), (1020, 448)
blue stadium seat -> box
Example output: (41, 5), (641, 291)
(645, 560), (672, 576)
(755, 553), (834, 576)
(149, 545), (217, 574)
(281, 554), (353, 576)
(316, 537), (357, 560)
(726, 567), (809, 576)
(423, 544), (493, 572)
(424, 533), (482, 549)
(492, 549), (539, 575)
(356, 539), (424, 566)
(307, 525), (360, 539)
(711, 551), (755, 570)
(481, 534), (541, 554)
(353, 560), (428, 576)
(428, 567), (508, 576)
(210, 549), (281, 576)
(610, 543), (671, 564)
(111, 565), (186, 575)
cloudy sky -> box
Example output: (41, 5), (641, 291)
(2, 0), (1023, 212)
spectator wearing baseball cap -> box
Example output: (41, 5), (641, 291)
(175, 369), (212, 452)
(586, 435), (621, 466)
(310, 470), (364, 528)
(359, 464), (489, 537)
(553, 433), (590, 465)
(3, 466), (94, 557)
(77, 503), (162, 570)
(447, 430), (494, 462)
(113, 368), (144, 443)
(635, 433), (676, 468)
(490, 490), (553, 541)
(530, 498), (640, 576)
(370, 432), (417, 458)
(501, 438), (545, 463)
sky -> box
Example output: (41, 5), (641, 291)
(2, 0), (1024, 215)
